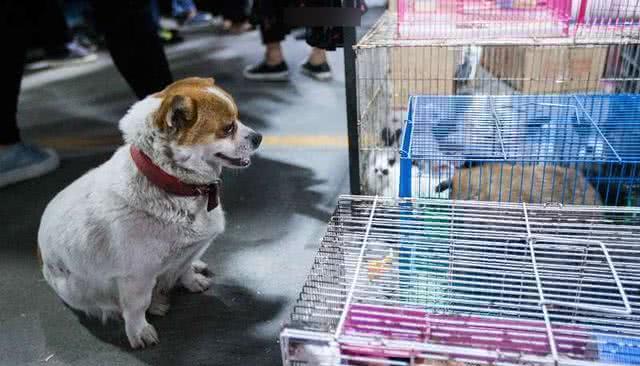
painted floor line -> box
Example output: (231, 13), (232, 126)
(35, 135), (348, 149)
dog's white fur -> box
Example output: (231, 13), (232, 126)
(38, 85), (259, 348)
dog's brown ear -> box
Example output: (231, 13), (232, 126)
(165, 95), (197, 130)
(206, 77), (215, 85)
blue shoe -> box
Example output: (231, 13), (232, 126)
(0, 144), (60, 188)
(178, 11), (214, 31)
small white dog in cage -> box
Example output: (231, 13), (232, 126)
(37, 77), (261, 349)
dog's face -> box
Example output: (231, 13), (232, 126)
(153, 77), (261, 170)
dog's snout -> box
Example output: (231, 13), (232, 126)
(382, 169), (389, 176)
(248, 132), (262, 149)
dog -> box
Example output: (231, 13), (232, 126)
(37, 77), (261, 349)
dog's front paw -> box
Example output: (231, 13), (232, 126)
(127, 322), (159, 349)
(181, 272), (211, 293)
(192, 260), (208, 274)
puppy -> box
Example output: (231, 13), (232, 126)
(436, 163), (602, 205)
(37, 77), (261, 348)
(364, 150), (399, 197)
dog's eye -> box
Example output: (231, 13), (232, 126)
(222, 122), (236, 137)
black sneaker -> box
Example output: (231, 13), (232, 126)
(300, 61), (332, 81)
(243, 61), (289, 81)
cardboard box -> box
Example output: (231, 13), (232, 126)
(390, 46), (458, 108)
(482, 46), (607, 93)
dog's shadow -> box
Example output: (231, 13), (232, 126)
(50, 283), (286, 366)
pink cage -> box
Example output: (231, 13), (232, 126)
(396, 0), (573, 39)
(574, 0), (640, 38)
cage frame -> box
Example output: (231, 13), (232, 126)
(397, 94), (640, 205)
(280, 195), (640, 366)
(354, 11), (640, 198)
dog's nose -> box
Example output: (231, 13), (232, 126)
(249, 132), (262, 149)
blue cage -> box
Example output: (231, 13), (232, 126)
(399, 94), (640, 206)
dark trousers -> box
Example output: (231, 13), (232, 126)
(31, 0), (72, 56)
(1, 0), (173, 145)
(252, 0), (290, 44)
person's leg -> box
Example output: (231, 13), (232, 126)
(173, 0), (213, 29)
(218, 0), (251, 33)
(33, 0), (73, 56)
(243, 0), (290, 81)
(308, 47), (327, 65)
(300, 46), (332, 81)
(172, 0), (195, 17)
(265, 43), (285, 66)
(91, 0), (173, 98)
(0, 1), (60, 188)
(2, 2), (27, 147)
(24, 0), (97, 71)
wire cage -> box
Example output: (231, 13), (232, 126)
(355, 12), (640, 197)
(397, 0), (572, 40)
(574, 0), (640, 39)
(395, 0), (640, 40)
(280, 195), (640, 366)
(398, 94), (640, 206)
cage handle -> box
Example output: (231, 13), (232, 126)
(523, 203), (631, 315)
(528, 234), (632, 315)
(488, 96), (508, 160)
(572, 96), (623, 163)
(399, 118), (412, 157)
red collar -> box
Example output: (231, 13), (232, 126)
(130, 145), (220, 211)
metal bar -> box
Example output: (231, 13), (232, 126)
(572, 95), (623, 163)
(344, 0), (360, 194)
(334, 196), (379, 339)
(532, 234), (633, 315)
(522, 202), (560, 363)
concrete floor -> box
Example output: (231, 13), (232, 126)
(0, 11), (381, 365)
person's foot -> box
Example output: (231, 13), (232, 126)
(25, 40), (98, 71)
(300, 61), (332, 81)
(178, 11), (214, 30)
(0, 144), (60, 188)
(243, 61), (289, 81)
(221, 20), (254, 34)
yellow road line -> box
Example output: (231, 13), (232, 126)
(35, 135), (348, 149)
(263, 135), (347, 147)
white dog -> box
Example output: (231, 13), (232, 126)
(38, 77), (261, 349)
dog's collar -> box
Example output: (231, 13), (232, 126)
(130, 145), (220, 211)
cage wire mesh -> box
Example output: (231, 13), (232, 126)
(399, 94), (640, 205)
(355, 11), (640, 198)
(280, 195), (640, 366)
(396, 0), (640, 40)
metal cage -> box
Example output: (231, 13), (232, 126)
(397, 0), (572, 39)
(355, 11), (640, 197)
(280, 195), (640, 366)
(396, 0), (640, 40)
(398, 94), (640, 205)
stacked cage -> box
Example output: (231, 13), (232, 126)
(399, 94), (640, 205)
(281, 196), (640, 366)
(357, 0), (640, 202)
